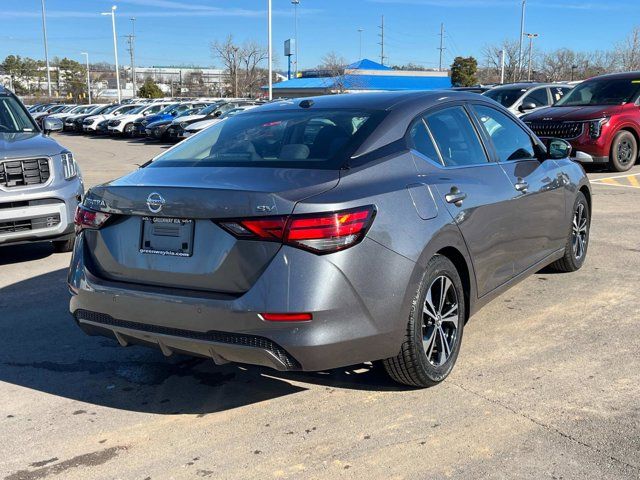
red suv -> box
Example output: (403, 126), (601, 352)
(523, 72), (640, 172)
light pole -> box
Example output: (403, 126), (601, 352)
(358, 28), (364, 59)
(40, 0), (52, 97)
(130, 17), (136, 96)
(268, 0), (273, 100)
(291, 0), (299, 76)
(571, 64), (577, 82)
(232, 46), (239, 97)
(81, 52), (91, 104)
(517, 0), (526, 80)
(525, 32), (538, 81)
(101, 6), (121, 103)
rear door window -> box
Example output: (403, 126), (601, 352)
(424, 106), (488, 167)
(523, 88), (550, 107)
(550, 86), (571, 103)
(408, 118), (441, 164)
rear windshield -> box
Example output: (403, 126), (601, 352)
(0, 95), (36, 133)
(483, 88), (528, 107)
(555, 78), (640, 106)
(149, 108), (385, 169)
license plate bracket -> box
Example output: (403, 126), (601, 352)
(140, 217), (194, 257)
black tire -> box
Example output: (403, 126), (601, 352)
(609, 130), (637, 172)
(550, 192), (590, 273)
(383, 255), (466, 388)
(124, 123), (135, 138)
(52, 236), (75, 253)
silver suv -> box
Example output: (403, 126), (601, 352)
(0, 86), (83, 252)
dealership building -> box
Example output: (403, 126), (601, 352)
(268, 59), (451, 98)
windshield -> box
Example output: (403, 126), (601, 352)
(149, 109), (385, 170)
(158, 103), (179, 115)
(89, 105), (110, 115)
(127, 105), (146, 115)
(198, 103), (221, 115)
(0, 95), (36, 133)
(555, 78), (640, 106)
(101, 104), (121, 114)
(483, 88), (528, 107)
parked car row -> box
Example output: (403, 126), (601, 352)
(45, 98), (264, 143)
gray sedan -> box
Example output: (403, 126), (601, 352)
(68, 91), (591, 387)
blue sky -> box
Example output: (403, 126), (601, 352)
(1, 0), (637, 70)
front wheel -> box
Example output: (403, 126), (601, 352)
(609, 130), (637, 172)
(123, 123), (135, 137)
(383, 255), (465, 388)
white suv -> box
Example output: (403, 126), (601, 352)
(82, 104), (141, 132)
(107, 103), (171, 136)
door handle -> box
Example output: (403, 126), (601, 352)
(515, 178), (529, 192)
(445, 187), (467, 207)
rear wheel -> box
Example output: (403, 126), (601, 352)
(609, 130), (637, 172)
(550, 192), (590, 272)
(383, 255), (465, 388)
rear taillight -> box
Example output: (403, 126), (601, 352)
(74, 205), (112, 232)
(218, 206), (375, 254)
(259, 313), (312, 322)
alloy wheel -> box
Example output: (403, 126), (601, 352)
(617, 139), (633, 166)
(422, 275), (459, 366)
(572, 203), (588, 260)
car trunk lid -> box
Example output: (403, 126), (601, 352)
(83, 166), (339, 294)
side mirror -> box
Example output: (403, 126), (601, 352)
(519, 102), (537, 113)
(171, 111), (177, 116)
(547, 138), (572, 160)
(42, 117), (63, 135)
(213, 111), (222, 118)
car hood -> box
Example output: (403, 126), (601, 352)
(147, 119), (173, 128)
(143, 113), (171, 124)
(172, 114), (205, 125)
(114, 114), (142, 122)
(523, 105), (622, 122)
(186, 118), (223, 131)
(0, 132), (64, 159)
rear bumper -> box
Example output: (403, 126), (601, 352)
(69, 236), (416, 371)
(0, 178), (83, 246)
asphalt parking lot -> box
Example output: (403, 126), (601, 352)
(1, 133), (639, 480)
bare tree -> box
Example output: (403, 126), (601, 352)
(538, 48), (617, 82)
(319, 52), (348, 92)
(479, 39), (520, 84)
(239, 40), (268, 96)
(616, 26), (640, 71)
(211, 35), (270, 97)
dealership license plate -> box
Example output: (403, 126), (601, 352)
(140, 217), (194, 257)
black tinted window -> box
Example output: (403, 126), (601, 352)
(474, 105), (535, 162)
(408, 118), (441, 163)
(556, 78), (640, 106)
(151, 109), (385, 169)
(523, 88), (549, 107)
(484, 88), (527, 107)
(425, 106), (488, 167)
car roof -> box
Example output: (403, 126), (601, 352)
(256, 90), (483, 113)
(489, 82), (555, 90)
(585, 71), (640, 81)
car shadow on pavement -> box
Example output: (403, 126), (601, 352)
(0, 266), (404, 417)
(0, 243), (54, 266)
